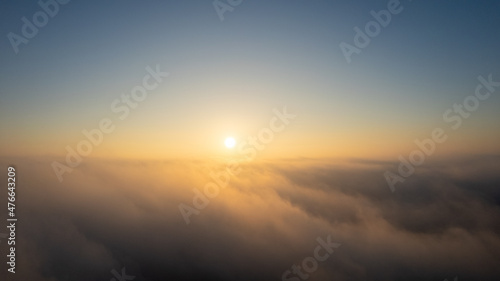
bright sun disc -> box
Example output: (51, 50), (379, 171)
(224, 137), (236, 149)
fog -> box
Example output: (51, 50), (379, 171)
(1, 156), (499, 281)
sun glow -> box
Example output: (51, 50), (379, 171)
(224, 137), (236, 149)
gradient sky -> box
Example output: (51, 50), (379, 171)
(1, 0), (500, 160)
(2, 2), (500, 281)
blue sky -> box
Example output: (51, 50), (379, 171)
(1, 0), (499, 158)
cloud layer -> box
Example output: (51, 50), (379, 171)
(1, 156), (499, 281)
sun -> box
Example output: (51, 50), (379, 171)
(224, 137), (236, 149)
